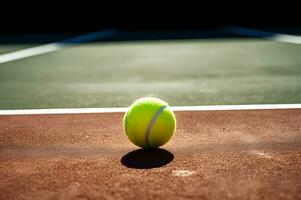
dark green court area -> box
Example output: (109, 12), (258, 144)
(0, 31), (301, 109)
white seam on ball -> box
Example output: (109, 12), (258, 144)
(145, 105), (167, 148)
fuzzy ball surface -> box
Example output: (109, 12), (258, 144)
(124, 97), (176, 148)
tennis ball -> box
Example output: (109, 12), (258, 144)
(124, 97), (176, 148)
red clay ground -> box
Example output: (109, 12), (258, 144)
(0, 109), (301, 200)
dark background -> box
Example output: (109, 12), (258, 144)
(1, 5), (300, 33)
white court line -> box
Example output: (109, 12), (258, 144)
(0, 104), (300, 115)
(0, 29), (118, 64)
(224, 26), (301, 45)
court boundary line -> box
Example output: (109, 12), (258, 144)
(224, 26), (301, 45)
(1, 26), (300, 65)
(0, 104), (300, 115)
(0, 29), (118, 64)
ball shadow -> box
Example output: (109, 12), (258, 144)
(121, 148), (174, 169)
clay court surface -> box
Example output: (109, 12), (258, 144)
(1, 109), (301, 200)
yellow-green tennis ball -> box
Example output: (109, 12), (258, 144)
(124, 97), (176, 149)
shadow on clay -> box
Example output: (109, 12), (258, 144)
(121, 148), (174, 169)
